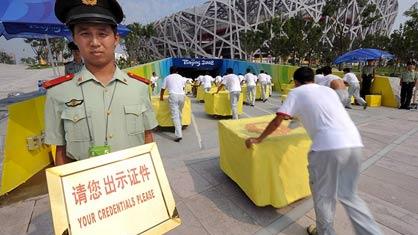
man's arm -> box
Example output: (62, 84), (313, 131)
(160, 88), (165, 101)
(245, 114), (285, 148)
(55, 145), (74, 166)
(215, 84), (224, 94)
(144, 130), (154, 144)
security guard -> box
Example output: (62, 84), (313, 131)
(360, 60), (375, 98)
(64, 42), (83, 75)
(160, 67), (188, 142)
(399, 61), (417, 109)
(44, 0), (158, 165)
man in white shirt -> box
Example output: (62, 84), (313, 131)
(343, 68), (367, 109)
(244, 68), (257, 106)
(323, 66), (350, 108)
(245, 67), (382, 235)
(258, 70), (269, 102)
(202, 72), (214, 92)
(150, 71), (159, 95)
(266, 73), (273, 97)
(160, 67), (188, 142)
(216, 68), (242, 119)
(314, 68), (326, 85)
(215, 75), (223, 85)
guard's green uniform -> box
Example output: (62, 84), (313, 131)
(44, 66), (158, 160)
(64, 61), (83, 75)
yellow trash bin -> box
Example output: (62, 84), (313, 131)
(365, 95), (382, 107)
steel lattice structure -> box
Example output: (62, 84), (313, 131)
(147, 0), (398, 59)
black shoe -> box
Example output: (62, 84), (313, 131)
(251, 104), (254, 107)
(307, 225), (317, 235)
(363, 103), (368, 110)
(263, 99), (267, 103)
(174, 137), (182, 142)
(346, 106), (352, 109)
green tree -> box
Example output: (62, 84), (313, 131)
(0, 50), (15, 64)
(124, 23), (157, 65)
(20, 57), (36, 65)
(240, 29), (263, 61)
(24, 39), (47, 63)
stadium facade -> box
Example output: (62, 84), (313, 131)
(147, 0), (399, 59)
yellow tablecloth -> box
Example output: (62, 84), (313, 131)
(196, 86), (217, 102)
(242, 84), (272, 102)
(151, 96), (192, 127)
(204, 91), (244, 116)
(219, 115), (312, 208)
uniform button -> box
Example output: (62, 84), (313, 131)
(104, 88), (108, 92)
(73, 115), (79, 121)
(107, 110), (111, 115)
(108, 134), (113, 139)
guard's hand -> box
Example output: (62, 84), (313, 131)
(245, 138), (260, 149)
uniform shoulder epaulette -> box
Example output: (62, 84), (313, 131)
(42, 74), (74, 89)
(127, 72), (151, 85)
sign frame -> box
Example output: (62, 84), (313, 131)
(46, 143), (180, 235)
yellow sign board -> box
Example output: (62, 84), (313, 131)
(46, 143), (180, 235)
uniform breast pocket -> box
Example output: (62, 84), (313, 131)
(61, 107), (92, 142)
(124, 104), (146, 135)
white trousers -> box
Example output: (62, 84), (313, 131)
(335, 89), (350, 108)
(246, 85), (256, 105)
(261, 82), (268, 100)
(230, 91), (240, 119)
(168, 94), (185, 138)
(308, 148), (382, 235)
(347, 83), (366, 107)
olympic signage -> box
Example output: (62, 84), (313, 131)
(46, 143), (180, 235)
(172, 58), (223, 70)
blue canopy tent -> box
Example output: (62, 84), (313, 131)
(0, 0), (130, 75)
(334, 48), (394, 64)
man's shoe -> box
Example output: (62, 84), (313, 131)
(174, 137), (182, 142)
(263, 99), (267, 103)
(363, 102), (368, 110)
(307, 225), (318, 235)
(346, 106), (352, 109)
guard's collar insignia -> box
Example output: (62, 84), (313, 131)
(65, 99), (84, 107)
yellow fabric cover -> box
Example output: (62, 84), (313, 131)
(242, 84), (272, 102)
(370, 76), (398, 107)
(196, 86), (217, 102)
(366, 95), (382, 107)
(204, 91), (244, 116)
(185, 83), (192, 94)
(151, 96), (192, 127)
(1, 96), (52, 195)
(219, 115), (312, 208)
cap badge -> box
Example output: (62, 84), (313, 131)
(82, 0), (97, 6)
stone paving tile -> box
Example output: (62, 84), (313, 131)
(165, 165), (213, 199)
(166, 201), (209, 235)
(0, 200), (35, 235)
(184, 187), (262, 235)
(376, 157), (418, 179)
(188, 157), (229, 186)
(360, 192), (418, 235)
(360, 131), (397, 145)
(358, 174), (418, 214)
(363, 165), (418, 194)
(27, 196), (53, 235)
(385, 149), (418, 167)
(276, 215), (315, 235)
(215, 180), (292, 227)
(360, 136), (387, 160)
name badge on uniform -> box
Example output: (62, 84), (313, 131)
(89, 145), (111, 157)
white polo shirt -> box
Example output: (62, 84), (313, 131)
(222, 74), (242, 92)
(323, 74), (342, 87)
(245, 73), (257, 86)
(150, 76), (158, 85)
(343, 72), (360, 85)
(314, 74), (326, 85)
(202, 75), (214, 89)
(215, 76), (223, 84)
(277, 83), (363, 151)
(258, 73), (269, 84)
(161, 73), (188, 95)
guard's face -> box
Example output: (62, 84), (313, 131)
(73, 23), (119, 67)
(73, 50), (82, 62)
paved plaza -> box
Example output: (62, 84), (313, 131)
(0, 66), (417, 235)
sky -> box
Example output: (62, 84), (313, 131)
(0, 0), (416, 62)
